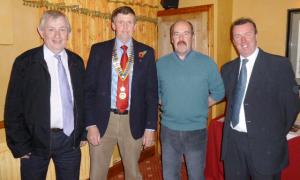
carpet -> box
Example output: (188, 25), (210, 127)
(109, 155), (188, 180)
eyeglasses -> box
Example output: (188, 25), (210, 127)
(172, 31), (192, 38)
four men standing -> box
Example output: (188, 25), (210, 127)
(4, 6), (299, 180)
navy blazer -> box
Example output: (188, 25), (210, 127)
(4, 46), (85, 158)
(221, 49), (300, 174)
(85, 39), (158, 139)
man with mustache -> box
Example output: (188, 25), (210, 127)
(157, 20), (224, 180)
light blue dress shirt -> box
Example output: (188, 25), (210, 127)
(111, 38), (134, 109)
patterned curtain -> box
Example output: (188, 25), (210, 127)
(23, 0), (159, 63)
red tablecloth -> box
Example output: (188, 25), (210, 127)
(282, 136), (300, 180)
(204, 118), (224, 180)
(204, 118), (300, 180)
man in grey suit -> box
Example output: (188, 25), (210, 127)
(221, 17), (300, 180)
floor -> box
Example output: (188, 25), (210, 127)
(108, 155), (188, 180)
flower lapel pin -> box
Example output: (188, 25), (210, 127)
(138, 50), (147, 62)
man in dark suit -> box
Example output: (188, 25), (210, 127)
(4, 10), (85, 180)
(85, 6), (158, 180)
(221, 18), (300, 180)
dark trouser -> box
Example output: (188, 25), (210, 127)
(21, 131), (81, 180)
(161, 125), (207, 180)
(224, 128), (281, 180)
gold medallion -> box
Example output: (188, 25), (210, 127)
(119, 92), (127, 100)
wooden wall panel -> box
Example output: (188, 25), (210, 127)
(0, 129), (90, 180)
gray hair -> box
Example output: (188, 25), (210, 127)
(38, 10), (71, 32)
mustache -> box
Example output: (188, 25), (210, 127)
(177, 41), (187, 46)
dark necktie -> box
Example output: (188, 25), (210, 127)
(116, 45), (129, 112)
(55, 55), (74, 136)
(231, 59), (248, 127)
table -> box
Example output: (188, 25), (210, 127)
(282, 136), (300, 180)
(204, 117), (224, 180)
(204, 117), (300, 180)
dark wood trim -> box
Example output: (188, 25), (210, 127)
(285, 8), (300, 57)
(207, 5), (214, 58)
(0, 121), (4, 129)
(157, 5), (211, 17)
(107, 145), (156, 178)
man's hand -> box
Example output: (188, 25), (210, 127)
(208, 96), (217, 107)
(143, 130), (156, 148)
(87, 126), (101, 146)
(80, 141), (87, 147)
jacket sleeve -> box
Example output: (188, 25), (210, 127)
(145, 48), (158, 130)
(84, 44), (98, 127)
(4, 58), (32, 158)
(280, 59), (300, 134)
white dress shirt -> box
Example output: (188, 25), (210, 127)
(232, 47), (259, 132)
(43, 45), (74, 129)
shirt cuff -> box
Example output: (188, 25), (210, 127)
(86, 125), (97, 130)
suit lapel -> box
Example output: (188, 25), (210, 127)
(107, 39), (116, 95)
(229, 58), (241, 97)
(232, 58), (241, 84)
(66, 50), (79, 92)
(131, 39), (140, 96)
(244, 49), (265, 102)
(132, 39), (140, 64)
(32, 46), (48, 71)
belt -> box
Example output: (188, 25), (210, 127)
(110, 109), (128, 115)
(50, 128), (63, 133)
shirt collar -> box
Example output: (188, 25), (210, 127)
(239, 47), (259, 62)
(116, 38), (133, 49)
(43, 45), (67, 60)
(174, 50), (193, 61)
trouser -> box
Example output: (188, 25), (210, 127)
(89, 112), (143, 180)
(21, 131), (81, 180)
(161, 125), (207, 180)
(224, 128), (281, 180)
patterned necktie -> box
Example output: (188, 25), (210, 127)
(55, 55), (74, 136)
(231, 59), (248, 127)
(116, 45), (129, 112)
